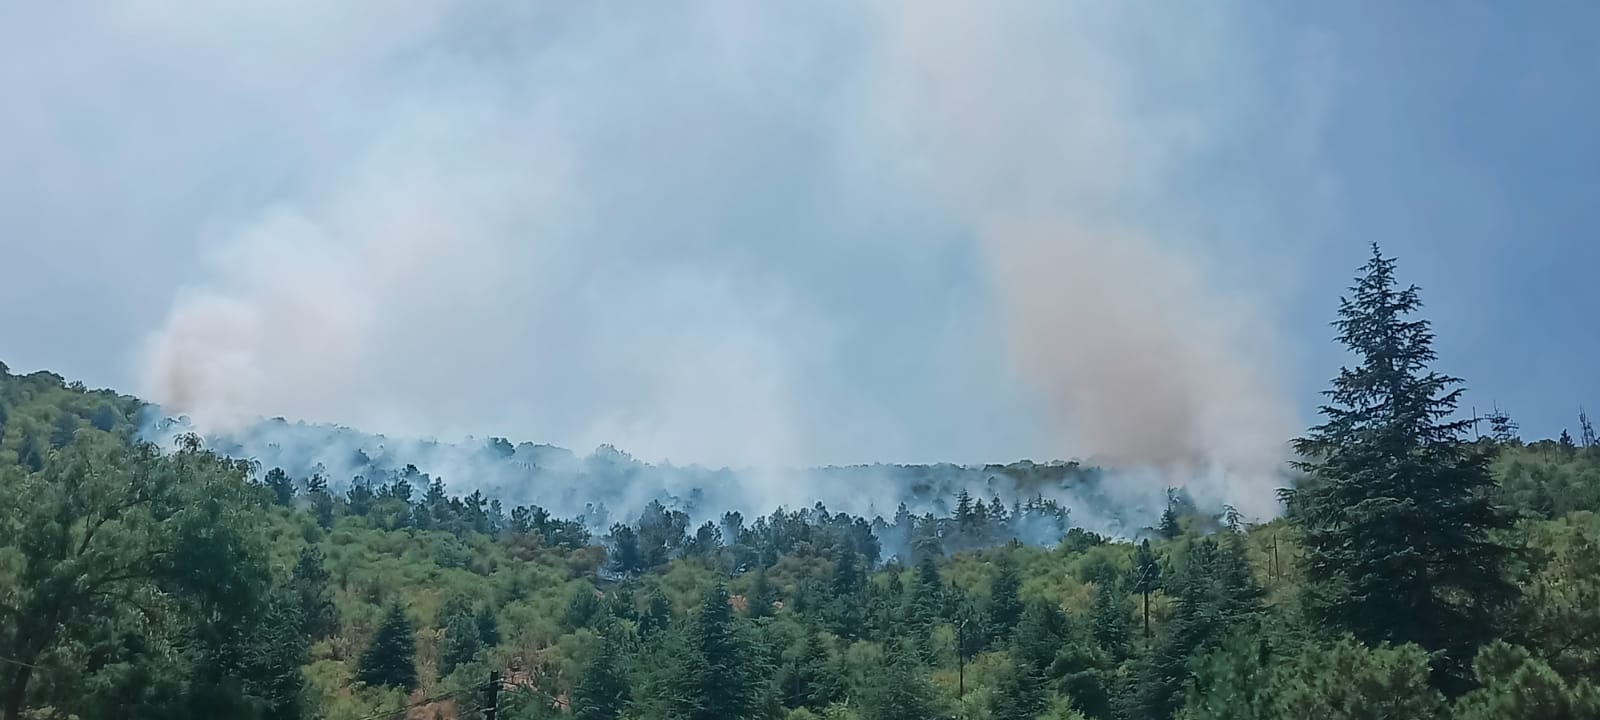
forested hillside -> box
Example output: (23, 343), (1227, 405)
(4, 247), (1600, 720)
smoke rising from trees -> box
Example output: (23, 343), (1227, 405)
(132, 1), (1296, 519)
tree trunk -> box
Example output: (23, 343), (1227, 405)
(1142, 590), (1150, 641)
(2, 663), (33, 720)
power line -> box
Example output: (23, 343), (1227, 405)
(350, 686), (472, 720)
(0, 655), (43, 670)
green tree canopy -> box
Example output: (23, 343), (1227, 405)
(356, 604), (418, 691)
(1286, 244), (1516, 690)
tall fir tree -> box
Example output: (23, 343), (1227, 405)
(1157, 489), (1183, 539)
(244, 591), (310, 720)
(305, 473), (335, 529)
(1286, 244), (1516, 690)
(673, 583), (767, 720)
(859, 641), (941, 720)
(1091, 580), (1132, 662)
(988, 553), (1024, 641)
(1136, 538), (1261, 720)
(438, 610), (481, 678)
(356, 604), (418, 691)
(639, 588), (672, 640)
(290, 545), (339, 642)
(745, 565), (776, 619)
(824, 552), (867, 639)
(263, 467), (296, 507)
(572, 630), (630, 720)
(776, 632), (842, 711)
(990, 656), (1049, 720)
(475, 604), (501, 648)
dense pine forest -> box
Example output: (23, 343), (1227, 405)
(4, 247), (1600, 720)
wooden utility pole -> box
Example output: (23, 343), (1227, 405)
(1142, 587), (1150, 642)
(485, 670), (501, 720)
(957, 619), (967, 698)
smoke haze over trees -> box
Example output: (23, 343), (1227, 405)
(5, 248), (1600, 719)
(3, 2), (1599, 718)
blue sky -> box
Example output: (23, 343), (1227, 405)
(1, 2), (1595, 468)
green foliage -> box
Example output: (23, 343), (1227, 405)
(1179, 633), (1270, 720)
(4, 282), (1598, 720)
(265, 467), (296, 507)
(1268, 637), (1446, 720)
(988, 553), (1024, 642)
(640, 588), (673, 639)
(1136, 535), (1263, 720)
(306, 473), (335, 529)
(776, 632), (843, 712)
(1184, 636), (1446, 720)
(858, 643), (941, 720)
(681, 583), (768, 720)
(356, 604), (418, 691)
(246, 591), (311, 720)
(0, 432), (278, 719)
(1516, 512), (1600, 680)
(1453, 642), (1600, 720)
(1287, 245), (1517, 691)
(1090, 581), (1131, 662)
(292, 545), (339, 641)
(476, 603), (501, 648)
(565, 587), (605, 631)
(991, 656), (1049, 720)
(572, 630), (629, 720)
(440, 609), (482, 678)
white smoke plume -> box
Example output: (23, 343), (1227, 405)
(128, 1), (1299, 519)
(864, 0), (1296, 516)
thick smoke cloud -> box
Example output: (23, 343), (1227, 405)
(866, 1), (1295, 516)
(129, 2), (1297, 519)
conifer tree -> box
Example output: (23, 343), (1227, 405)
(1157, 489), (1182, 539)
(825, 552), (867, 639)
(305, 473), (335, 529)
(573, 630), (630, 720)
(290, 545), (339, 642)
(436, 592), (474, 628)
(49, 411), (77, 449)
(1091, 580), (1132, 662)
(1286, 244), (1516, 690)
(639, 589), (672, 639)
(746, 566), (775, 619)
(564, 588), (604, 631)
(678, 583), (767, 720)
(345, 479), (374, 517)
(607, 524), (645, 577)
(991, 656), (1049, 720)
(439, 610), (481, 678)
(245, 592), (310, 720)
(1013, 599), (1068, 675)
(357, 604), (418, 691)
(475, 604), (500, 648)
(859, 642), (940, 720)
(1137, 538), (1256, 720)
(264, 467), (295, 507)
(909, 556), (943, 627)
(1216, 525), (1264, 625)
(17, 432), (43, 473)
(988, 553), (1024, 641)
(776, 632), (842, 711)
